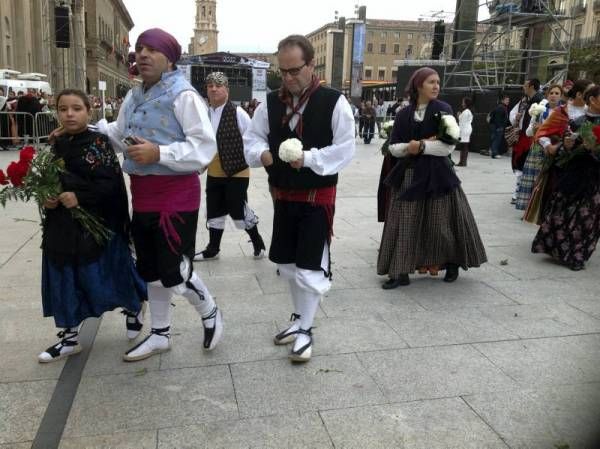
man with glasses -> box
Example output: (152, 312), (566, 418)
(193, 72), (266, 261)
(244, 35), (355, 362)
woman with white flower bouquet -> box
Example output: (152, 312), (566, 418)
(514, 85), (562, 211)
(376, 67), (487, 289)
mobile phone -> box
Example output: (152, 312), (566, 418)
(122, 136), (138, 146)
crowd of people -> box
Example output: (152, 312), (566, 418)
(8, 26), (598, 366)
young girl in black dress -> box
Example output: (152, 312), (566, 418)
(39, 89), (146, 362)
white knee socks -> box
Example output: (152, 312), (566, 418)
(148, 283), (173, 329)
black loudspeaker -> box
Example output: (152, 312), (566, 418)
(431, 20), (445, 60)
(55, 6), (70, 48)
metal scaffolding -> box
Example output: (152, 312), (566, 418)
(443, 0), (574, 91)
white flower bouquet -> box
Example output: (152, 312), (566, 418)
(278, 138), (303, 163)
(434, 112), (460, 144)
(528, 99), (548, 118)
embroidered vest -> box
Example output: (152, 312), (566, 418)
(214, 102), (248, 177)
(266, 86), (340, 189)
(121, 69), (196, 176)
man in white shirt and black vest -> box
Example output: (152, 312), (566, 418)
(244, 35), (355, 362)
(193, 72), (266, 262)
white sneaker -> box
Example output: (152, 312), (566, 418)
(202, 306), (223, 351)
(123, 328), (170, 362)
(123, 301), (146, 340)
(493, 155), (502, 159)
(38, 330), (81, 363)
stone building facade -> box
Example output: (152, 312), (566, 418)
(0, 0), (133, 98)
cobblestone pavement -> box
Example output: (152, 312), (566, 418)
(1, 143), (599, 449)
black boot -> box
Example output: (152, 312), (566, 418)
(382, 274), (410, 289)
(246, 225), (266, 259)
(194, 227), (223, 261)
(443, 264), (459, 282)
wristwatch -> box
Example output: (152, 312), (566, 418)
(418, 140), (426, 154)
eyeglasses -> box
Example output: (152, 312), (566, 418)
(278, 63), (306, 77)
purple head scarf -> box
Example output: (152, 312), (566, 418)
(135, 28), (182, 63)
(405, 67), (439, 103)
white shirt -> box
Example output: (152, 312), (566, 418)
(458, 108), (473, 142)
(209, 103), (251, 136)
(388, 104), (455, 158)
(243, 95), (355, 176)
(97, 89), (217, 173)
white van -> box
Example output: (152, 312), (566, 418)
(0, 70), (52, 96)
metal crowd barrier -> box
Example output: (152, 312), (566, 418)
(0, 111), (60, 149)
(33, 111), (59, 144)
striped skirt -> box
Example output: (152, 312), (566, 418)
(377, 167), (487, 278)
(515, 143), (545, 211)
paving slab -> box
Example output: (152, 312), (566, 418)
(0, 380), (56, 445)
(477, 303), (600, 338)
(62, 366), (238, 438)
(486, 278), (599, 305)
(58, 430), (157, 449)
(319, 287), (425, 319)
(291, 315), (408, 355)
(402, 277), (518, 311)
(320, 397), (508, 449)
(230, 353), (386, 418)
(357, 345), (519, 403)
(474, 334), (600, 387)
(381, 308), (520, 347)
(464, 383), (600, 449)
(157, 412), (333, 449)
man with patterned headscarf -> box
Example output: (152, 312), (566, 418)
(193, 72), (266, 261)
(98, 28), (224, 361)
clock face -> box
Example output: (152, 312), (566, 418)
(198, 35), (208, 45)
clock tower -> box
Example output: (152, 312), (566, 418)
(189, 0), (218, 55)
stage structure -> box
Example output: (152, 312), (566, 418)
(443, 0), (574, 92)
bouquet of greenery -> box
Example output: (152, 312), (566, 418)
(379, 120), (396, 156)
(0, 146), (112, 245)
(433, 111), (460, 145)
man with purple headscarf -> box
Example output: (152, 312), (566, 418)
(98, 28), (224, 361)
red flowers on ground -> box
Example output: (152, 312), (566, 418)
(0, 169), (8, 185)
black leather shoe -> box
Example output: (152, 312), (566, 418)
(443, 264), (459, 282)
(570, 262), (584, 271)
(382, 274), (410, 289)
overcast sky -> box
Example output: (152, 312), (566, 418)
(122, 0), (489, 54)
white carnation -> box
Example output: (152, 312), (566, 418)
(442, 115), (460, 140)
(278, 138), (304, 163)
(528, 99), (548, 117)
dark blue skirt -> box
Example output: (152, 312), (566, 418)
(42, 234), (147, 328)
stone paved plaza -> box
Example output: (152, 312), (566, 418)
(1, 142), (599, 449)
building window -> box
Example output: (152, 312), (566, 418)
(202, 6), (206, 17)
(380, 31), (387, 38)
(407, 33), (413, 39)
(394, 43), (400, 54)
(378, 69), (385, 80)
(394, 32), (400, 39)
(367, 43), (373, 52)
(380, 43), (386, 53)
(365, 69), (372, 79)
(574, 23), (583, 40)
(392, 70), (398, 79)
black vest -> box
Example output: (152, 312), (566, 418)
(216, 102), (248, 176)
(267, 86), (341, 189)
